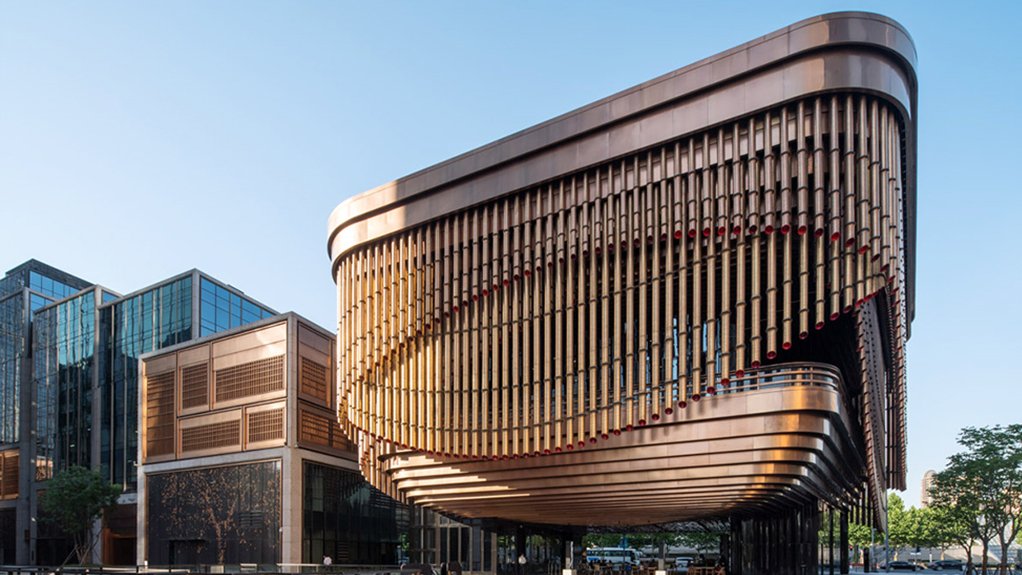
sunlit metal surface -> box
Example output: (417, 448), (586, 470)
(328, 12), (916, 530)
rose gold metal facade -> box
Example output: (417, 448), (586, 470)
(329, 12), (916, 530)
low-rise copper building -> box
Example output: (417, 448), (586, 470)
(328, 12), (916, 575)
(137, 314), (408, 566)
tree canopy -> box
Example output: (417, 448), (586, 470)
(39, 466), (121, 565)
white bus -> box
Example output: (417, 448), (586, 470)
(586, 547), (643, 565)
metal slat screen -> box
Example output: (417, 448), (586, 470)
(180, 420), (241, 453)
(145, 371), (176, 458)
(300, 357), (329, 406)
(181, 363), (209, 410)
(248, 407), (285, 444)
(214, 356), (284, 403)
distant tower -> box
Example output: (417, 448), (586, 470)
(921, 470), (937, 507)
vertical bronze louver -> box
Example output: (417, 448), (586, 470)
(329, 13), (916, 527)
(335, 97), (907, 458)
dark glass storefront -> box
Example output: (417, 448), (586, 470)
(0, 508), (14, 564)
(146, 460), (281, 566)
(302, 461), (408, 565)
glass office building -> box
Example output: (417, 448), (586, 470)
(1, 261), (275, 565)
(0, 261), (92, 565)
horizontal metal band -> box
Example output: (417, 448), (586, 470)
(371, 382), (862, 526)
(328, 12), (917, 316)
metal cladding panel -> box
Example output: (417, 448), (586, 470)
(329, 12), (915, 528)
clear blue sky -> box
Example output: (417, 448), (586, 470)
(3, 1), (1019, 507)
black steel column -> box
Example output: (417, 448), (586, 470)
(840, 510), (850, 574)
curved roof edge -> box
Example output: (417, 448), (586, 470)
(328, 11), (918, 319)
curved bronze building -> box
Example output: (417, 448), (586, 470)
(328, 11), (915, 542)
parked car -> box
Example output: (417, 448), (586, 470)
(671, 557), (692, 574)
(880, 561), (923, 571)
(928, 560), (965, 571)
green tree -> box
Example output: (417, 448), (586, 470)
(39, 466), (121, 565)
(929, 426), (1022, 575)
(676, 531), (721, 554)
(928, 502), (974, 568)
(907, 507), (942, 555)
(849, 521), (873, 565)
(887, 493), (913, 558)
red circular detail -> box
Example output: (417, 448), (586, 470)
(543, 449), (551, 455)
(566, 444), (573, 450)
(523, 270), (531, 277)
(555, 447), (562, 453)
(674, 230), (684, 240)
(613, 429), (621, 436)
(736, 370), (745, 377)
(799, 331), (809, 339)
(844, 238), (856, 247)
(814, 228), (825, 238)
(702, 227), (711, 237)
(678, 401), (688, 408)
(589, 437), (597, 444)
(665, 408), (673, 415)
(706, 386), (716, 395)
(748, 225), (758, 235)
(472, 295), (479, 301)
(751, 361), (761, 368)
(781, 224), (791, 235)
(717, 226), (726, 236)
(798, 225), (808, 235)
(767, 351), (777, 359)
(782, 342), (791, 350)
(721, 378), (730, 385)
(692, 394), (701, 402)
(830, 232), (841, 242)
(638, 419), (647, 426)
(503, 279), (510, 286)
(764, 225), (775, 234)
(815, 322), (824, 330)
(688, 229), (697, 239)
(651, 413), (660, 421)
(625, 424), (633, 431)
(829, 312), (839, 320)
(859, 245), (871, 254)
(842, 305), (852, 314)
(601, 433), (609, 439)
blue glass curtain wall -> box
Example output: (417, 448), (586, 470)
(199, 277), (274, 337)
(104, 276), (192, 488)
(0, 293), (25, 445)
